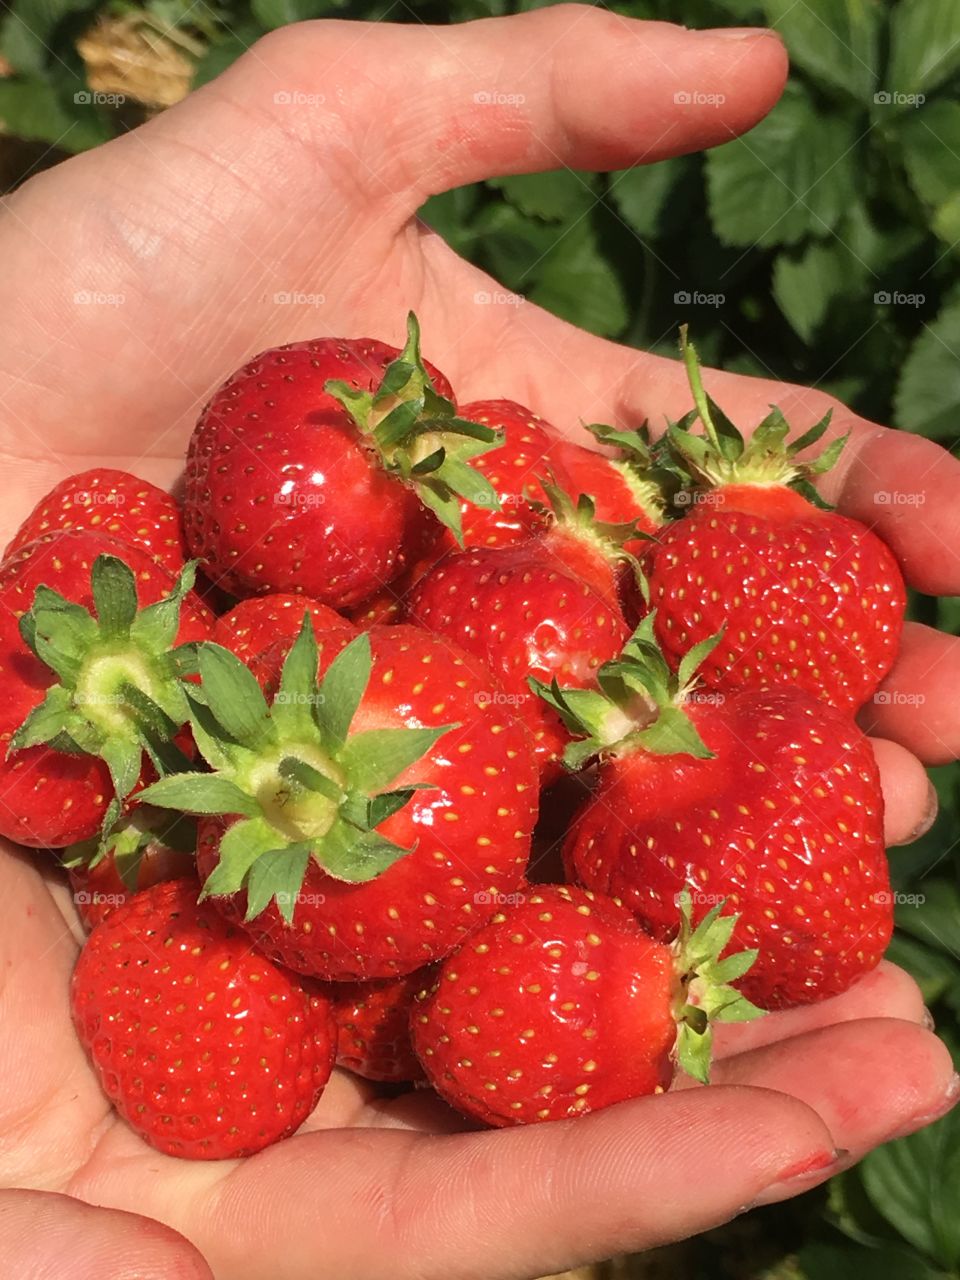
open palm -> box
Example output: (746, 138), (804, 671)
(0, 9), (957, 1278)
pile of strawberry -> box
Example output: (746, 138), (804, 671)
(0, 316), (905, 1159)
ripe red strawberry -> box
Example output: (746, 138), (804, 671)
(66, 807), (197, 930)
(6, 469), (186, 576)
(71, 878), (337, 1159)
(408, 490), (633, 779)
(0, 531), (213, 847)
(411, 884), (760, 1127)
(213, 593), (353, 663)
(640, 332), (905, 711)
(141, 621), (538, 981)
(331, 967), (432, 1083)
(184, 314), (502, 608)
(538, 620), (892, 1010)
(551, 423), (666, 552)
(348, 399), (570, 626)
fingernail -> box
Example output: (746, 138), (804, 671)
(742, 1147), (847, 1210)
(910, 780), (939, 841)
(882, 1071), (960, 1143)
(697, 26), (783, 41)
(922, 1007), (936, 1032)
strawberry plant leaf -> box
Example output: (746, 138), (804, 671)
(763, 0), (880, 102)
(609, 158), (688, 239)
(274, 614), (321, 735)
(129, 561), (198, 652)
(340, 724), (455, 793)
(489, 170), (598, 222)
(773, 243), (846, 343)
(888, 0), (960, 99)
(140, 773), (260, 817)
(529, 217), (628, 338)
(9, 684), (72, 750)
(706, 83), (857, 248)
(315, 818), (413, 883)
(197, 641), (271, 747)
(90, 555), (139, 639)
(896, 102), (960, 208)
(99, 736), (143, 806)
(895, 296), (960, 438)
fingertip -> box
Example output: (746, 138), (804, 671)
(868, 736), (937, 845)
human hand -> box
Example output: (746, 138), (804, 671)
(0, 7), (956, 1277)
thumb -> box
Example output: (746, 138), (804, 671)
(0, 1189), (213, 1279)
(214, 6), (787, 206)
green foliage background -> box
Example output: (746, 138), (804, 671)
(2, 0), (960, 1276)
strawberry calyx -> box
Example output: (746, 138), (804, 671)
(671, 889), (764, 1083)
(532, 478), (649, 591)
(139, 618), (457, 922)
(63, 804), (197, 880)
(668, 327), (847, 510)
(530, 614), (718, 769)
(325, 312), (503, 544)
(584, 422), (677, 524)
(10, 554), (200, 831)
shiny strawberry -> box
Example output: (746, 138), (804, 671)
(640, 331), (905, 711)
(71, 878), (337, 1159)
(0, 532), (212, 848)
(6, 469), (186, 575)
(331, 967), (432, 1083)
(184, 314), (502, 608)
(408, 489), (633, 779)
(348, 399), (569, 626)
(141, 621), (537, 981)
(213, 593), (353, 663)
(65, 806), (197, 930)
(539, 620), (892, 1010)
(412, 884), (760, 1127)
(551, 422), (667, 552)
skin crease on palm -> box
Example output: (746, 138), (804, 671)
(0, 6), (958, 1279)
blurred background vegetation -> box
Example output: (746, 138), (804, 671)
(2, 0), (960, 1276)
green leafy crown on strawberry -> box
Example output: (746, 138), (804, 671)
(531, 613), (719, 770)
(583, 420), (680, 520)
(671, 889), (765, 1082)
(533, 474), (651, 558)
(325, 311), (503, 543)
(667, 326), (848, 509)
(62, 806), (197, 882)
(10, 554), (200, 833)
(139, 618), (456, 921)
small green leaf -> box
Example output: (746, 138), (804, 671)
(197, 642), (271, 746)
(278, 756), (341, 803)
(99, 737), (143, 805)
(245, 845), (312, 922)
(340, 724), (454, 793)
(315, 631), (371, 751)
(140, 773), (260, 817)
(9, 685), (72, 751)
(90, 555), (139, 639)
(201, 817), (279, 899)
(888, 0), (960, 99)
(315, 817), (412, 882)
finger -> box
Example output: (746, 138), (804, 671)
(713, 961), (927, 1059)
(343, 9), (789, 203)
(0, 1189), (212, 1280)
(861, 622), (960, 764)
(693, 1019), (958, 1204)
(871, 735), (938, 844)
(176, 1087), (833, 1280)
